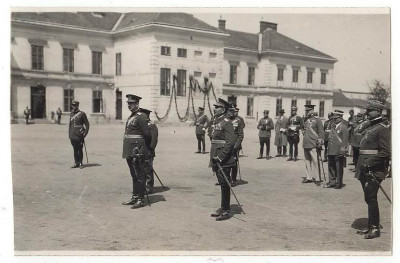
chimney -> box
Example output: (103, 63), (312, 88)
(260, 21), (278, 32)
(218, 19), (226, 31)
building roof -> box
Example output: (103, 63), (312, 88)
(224, 29), (258, 50)
(332, 90), (355, 107)
(11, 12), (223, 33)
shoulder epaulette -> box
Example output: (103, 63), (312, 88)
(224, 118), (229, 122)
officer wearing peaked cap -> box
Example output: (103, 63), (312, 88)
(257, 110), (274, 159)
(139, 108), (158, 194)
(122, 94), (151, 209)
(195, 107), (210, 154)
(355, 100), (391, 239)
(227, 105), (244, 186)
(69, 100), (90, 169)
(324, 110), (349, 189)
(302, 104), (324, 183)
(323, 113), (335, 162)
(287, 106), (303, 161)
(350, 112), (368, 169)
(274, 108), (289, 157)
(209, 98), (236, 221)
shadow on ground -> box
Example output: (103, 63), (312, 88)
(351, 218), (369, 230)
(82, 163), (102, 168)
(152, 186), (171, 194)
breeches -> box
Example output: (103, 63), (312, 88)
(196, 134), (205, 151)
(259, 137), (270, 156)
(70, 139), (84, 164)
(126, 157), (149, 198)
(359, 175), (383, 226)
(213, 166), (232, 211)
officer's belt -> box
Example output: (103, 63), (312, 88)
(124, 134), (144, 139)
(325, 129), (331, 132)
(211, 139), (226, 144)
(359, 150), (379, 155)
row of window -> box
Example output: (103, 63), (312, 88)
(243, 97), (325, 118)
(161, 46), (217, 59)
(229, 64), (327, 86)
(63, 89), (103, 113)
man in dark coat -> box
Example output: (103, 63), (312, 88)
(257, 110), (274, 159)
(194, 107), (210, 154)
(355, 100), (391, 239)
(140, 108), (158, 195)
(323, 112), (334, 162)
(349, 112), (369, 171)
(122, 95), (151, 209)
(56, 107), (62, 124)
(287, 106), (303, 161)
(23, 106), (30, 125)
(324, 110), (349, 189)
(209, 98), (236, 221)
(69, 101), (90, 169)
(302, 104), (324, 183)
(274, 109), (289, 157)
(228, 106), (244, 186)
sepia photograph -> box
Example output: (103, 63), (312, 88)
(2, 2), (397, 263)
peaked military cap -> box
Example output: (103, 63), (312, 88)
(333, 110), (344, 115)
(263, 110), (269, 113)
(291, 106), (298, 111)
(364, 100), (385, 111)
(126, 94), (142, 103)
(198, 107), (204, 111)
(71, 100), (79, 106)
(304, 104), (316, 110)
(279, 109), (285, 113)
(139, 108), (152, 115)
(213, 98), (231, 109)
(234, 107), (239, 112)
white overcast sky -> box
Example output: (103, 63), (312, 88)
(193, 11), (390, 93)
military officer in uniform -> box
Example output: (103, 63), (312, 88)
(194, 107), (210, 154)
(69, 101), (90, 169)
(122, 95), (151, 209)
(350, 112), (368, 171)
(140, 108), (158, 195)
(287, 106), (303, 161)
(228, 105), (244, 186)
(274, 109), (289, 157)
(23, 106), (30, 125)
(257, 110), (274, 159)
(56, 107), (62, 124)
(324, 110), (349, 189)
(302, 104), (324, 183)
(209, 98), (236, 221)
(355, 100), (391, 239)
(323, 113), (334, 162)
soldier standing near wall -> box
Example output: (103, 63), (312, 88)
(56, 107), (62, 124)
(194, 107), (210, 154)
(257, 110), (274, 159)
(287, 106), (303, 161)
(23, 106), (30, 125)
(69, 101), (89, 169)
(274, 109), (289, 157)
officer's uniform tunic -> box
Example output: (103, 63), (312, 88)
(195, 114), (210, 152)
(257, 117), (274, 157)
(210, 115), (235, 212)
(327, 121), (349, 186)
(230, 115), (244, 183)
(355, 117), (391, 227)
(323, 119), (334, 160)
(69, 110), (89, 165)
(145, 120), (158, 192)
(287, 115), (303, 159)
(302, 116), (324, 180)
(123, 111), (151, 199)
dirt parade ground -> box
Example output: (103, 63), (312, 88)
(10, 122), (393, 255)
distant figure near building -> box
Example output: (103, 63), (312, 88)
(257, 110), (274, 159)
(140, 108), (158, 195)
(302, 104), (324, 183)
(122, 95), (151, 209)
(274, 109), (289, 157)
(194, 107), (210, 154)
(287, 106), (303, 161)
(68, 101), (89, 169)
(23, 106), (30, 125)
(56, 107), (62, 124)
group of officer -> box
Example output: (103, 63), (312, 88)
(66, 94), (391, 238)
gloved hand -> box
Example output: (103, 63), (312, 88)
(211, 156), (221, 165)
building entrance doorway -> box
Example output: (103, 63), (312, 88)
(30, 85), (46, 119)
(116, 88), (122, 120)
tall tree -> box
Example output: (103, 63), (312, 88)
(367, 80), (390, 104)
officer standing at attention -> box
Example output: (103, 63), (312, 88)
(228, 105), (244, 186)
(287, 106), (303, 161)
(302, 104), (324, 183)
(349, 112), (368, 172)
(56, 107), (62, 124)
(122, 95), (151, 209)
(274, 109), (289, 157)
(257, 110), (274, 159)
(209, 98), (236, 221)
(355, 100), (391, 239)
(140, 108), (158, 195)
(23, 106), (30, 125)
(69, 101), (89, 169)
(323, 113), (334, 162)
(195, 107), (210, 154)
(324, 110), (349, 189)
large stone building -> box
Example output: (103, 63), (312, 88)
(11, 12), (337, 124)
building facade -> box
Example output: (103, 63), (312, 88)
(11, 12), (337, 124)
